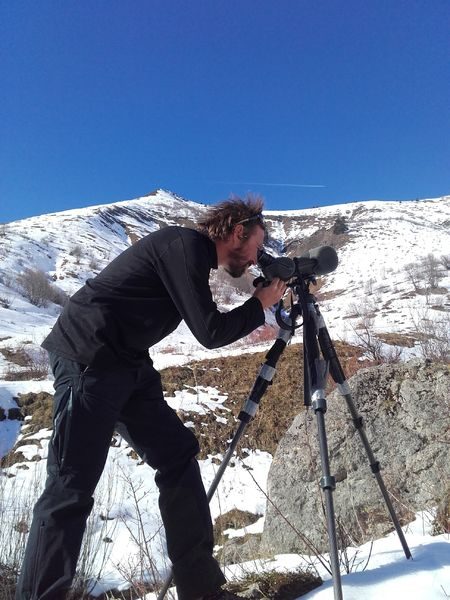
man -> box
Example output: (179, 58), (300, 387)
(16, 195), (286, 600)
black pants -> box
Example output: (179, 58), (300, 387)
(16, 354), (225, 600)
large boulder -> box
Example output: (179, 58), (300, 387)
(261, 359), (450, 555)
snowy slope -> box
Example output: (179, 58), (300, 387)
(1, 191), (448, 367)
(1, 190), (448, 456)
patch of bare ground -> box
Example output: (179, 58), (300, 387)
(161, 342), (369, 458)
(225, 568), (322, 599)
(430, 303), (449, 311)
(214, 509), (261, 543)
(416, 287), (448, 296)
(0, 564), (16, 600)
(315, 288), (345, 302)
(377, 332), (417, 348)
(4, 342), (369, 467)
(0, 347), (31, 367)
(0, 391), (54, 468)
(0, 346), (49, 381)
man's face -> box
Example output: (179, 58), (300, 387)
(224, 225), (265, 278)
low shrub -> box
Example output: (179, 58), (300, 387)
(16, 268), (67, 307)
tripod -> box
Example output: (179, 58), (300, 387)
(158, 275), (412, 600)
(293, 274), (412, 599)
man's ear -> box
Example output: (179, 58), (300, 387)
(234, 224), (245, 241)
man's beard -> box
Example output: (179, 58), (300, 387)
(224, 245), (250, 278)
(224, 264), (247, 278)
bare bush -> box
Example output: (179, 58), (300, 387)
(3, 350), (49, 381)
(410, 307), (450, 363)
(405, 254), (445, 293)
(422, 254), (443, 289)
(70, 464), (121, 597)
(16, 268), (68, 307)
(404, 262), (423, 293)
(28, 348), (50, 380)
(69, 245), (84, 264)
(0, 462), (45, 597)
(88, 254), (100, 272)
(364, 278), (376, 296)
(348, 301), (403, 364)
(113, 467), (166, 595)
(440, 254), (450, 271)
(0, 293), (14, 309)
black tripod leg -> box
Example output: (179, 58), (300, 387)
(340, 388), (412, 560)
(318, 325), (412, 560)
(311, 378), (344, 600)
(302, 296), (344, 600)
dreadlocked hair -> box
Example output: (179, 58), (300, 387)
(197, 194), (265, 241)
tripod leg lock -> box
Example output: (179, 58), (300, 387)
(337, 381), (351, 396)
(240, 399), (259, 420)
(370, 461), (381, 474)
(259, 364), (276, 381)
(312, 395), (327, 413)
(320, 475), (336, 491)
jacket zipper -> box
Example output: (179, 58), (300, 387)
(59, 388), (73, 472)
(59, 366), (87, 471)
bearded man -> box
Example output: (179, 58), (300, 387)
(16, 195), (286, 600)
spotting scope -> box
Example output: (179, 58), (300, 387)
(257, 246), (338, 282)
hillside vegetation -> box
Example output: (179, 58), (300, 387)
(3, 341), (368, 468)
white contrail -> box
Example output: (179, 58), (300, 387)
(210, 180), (326, 188)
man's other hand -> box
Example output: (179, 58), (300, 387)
(252, 278), (287, 309)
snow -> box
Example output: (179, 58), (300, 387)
(297, 512), (450, 599)
(0, 379), (54, 456)
(0, 191), (449, 598)
(1, 383), (449, 599)
(165, 386), (231, 421)
(221, 513), (450, 599)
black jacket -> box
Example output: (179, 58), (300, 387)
(42, 226), (265, 367)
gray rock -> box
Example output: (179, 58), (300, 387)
(261, 359), (450, 555)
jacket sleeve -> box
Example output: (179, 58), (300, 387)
(153, 233), (265, 349)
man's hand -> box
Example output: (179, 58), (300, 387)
(252, 277), (287, 309)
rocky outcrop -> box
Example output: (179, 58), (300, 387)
(261, 360), (450, 555)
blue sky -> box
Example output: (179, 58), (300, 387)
(1, 1), (449, 222)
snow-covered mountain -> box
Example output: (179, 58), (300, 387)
(0, 189), (449, 374)
(0, 190), (449, 599)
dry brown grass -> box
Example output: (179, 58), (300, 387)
(0, 565), (16, 600)
(161, 342), (369, 458)
(226, 567), (322, 599)
(4, 342), (368, 467)
(433, 486), (450, 535)
(1, 345), (49, 381)
(377, 332), (418, 348)
(0, 347), (31, 367)
(214, 508), (261, 540)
